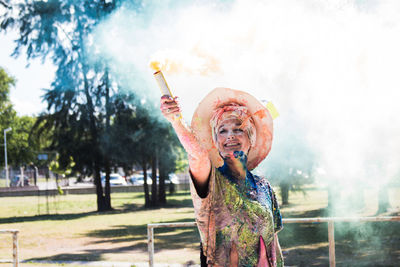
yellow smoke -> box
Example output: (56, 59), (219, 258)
(149, 47), (221, 75)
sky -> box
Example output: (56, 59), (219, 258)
(0, 31), (56, 116)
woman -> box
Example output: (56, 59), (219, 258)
(160, 87), (283, 267)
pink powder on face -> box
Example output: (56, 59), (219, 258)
(210, 104), (256, 147)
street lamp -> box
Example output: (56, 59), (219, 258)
(4, 127), (12, 187)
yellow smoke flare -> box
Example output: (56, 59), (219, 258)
(149, 48), (221, 75)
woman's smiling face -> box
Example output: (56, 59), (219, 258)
(216, 117), (251, 159)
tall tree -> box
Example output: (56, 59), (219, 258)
(1, 1), (184, 209)
(0, 67), (49, 170)
(110, 103), (184, 207)
(107, 101), (152, 206)
(0, 66), (16, 168)
(157, 124), (182, 204)
(263, 121), (315, 205)
(0, 67), (14, 111)
(7, 115), (39, 166)
(0, 0), (129, 211)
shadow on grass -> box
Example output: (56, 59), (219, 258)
(283, 246), (329, 267)
(24, 214), (199, 262)
(84, 218), (199, 252)
(27, 252), (103, 262)
(119, 197), (194, 211)
(27, 243), (143, 262)
(0, 191), (194, 224)
(279, 208), (330, 248)
(279, 207), (400, 266)
(0, 211), (100, 224)
(122, 190), (191, 200)
(283, 207), (330, 218)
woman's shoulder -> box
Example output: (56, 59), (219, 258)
(253, 174), (280, 198)
(253, 174), (272, 188)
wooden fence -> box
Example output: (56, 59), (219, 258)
(0, 229), (19, 267)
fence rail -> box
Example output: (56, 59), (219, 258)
(0, 229), (19, 267)
(147, 216), (400, 267)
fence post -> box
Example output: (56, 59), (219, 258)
(12, 231), (18, 267)
(148, 225), (154, 267)
(328, 221), (335, 267)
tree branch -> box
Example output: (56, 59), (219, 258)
(0, 0), (10, 9)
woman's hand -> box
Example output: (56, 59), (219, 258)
(160, 95), (181, 123)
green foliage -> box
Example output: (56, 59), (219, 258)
(0, 66), (16, 137)
(6, 115), (38, 166)
(1, 0), (183, 209)
(1, 0), (126, 210)
(49, 155), (75, 176)
(174, 146), (189, 173)
(0, 67), (45, 167)
(0, 67), (15, 105)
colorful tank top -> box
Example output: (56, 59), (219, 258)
(190, 167), (283, 266)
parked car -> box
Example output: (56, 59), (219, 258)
(129, 173), (179, 185)
(168, 173), (180, 184)
(129, 174), (151, 185)
(101, 173), (127, 186)
(10, 175), (30, 187)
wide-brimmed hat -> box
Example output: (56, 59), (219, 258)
(191, 87), (273, 170)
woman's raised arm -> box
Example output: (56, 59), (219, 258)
(160, 96), (211, 191)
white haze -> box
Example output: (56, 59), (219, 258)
(91, 0), (400, 206)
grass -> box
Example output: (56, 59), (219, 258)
(0, 187), (399, 266)
(0, 191), (198, 266)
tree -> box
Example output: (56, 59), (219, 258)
(1, 0), (130, 211)
(0, 67), (14, 111)
(157, 124), (183, 204)
(0, 67), (16, 168)
(0, 67), (51, 172)
(49, 154), (75, 186)
(0, 68), (41, 168)
(1, 1), (183, 209)
(109, 102), (184, 207)
(7, 115), (40, 166)
(262, 121), (315, 205)
(141, 118), (184, 206)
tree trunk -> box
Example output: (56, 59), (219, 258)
(348, 185), (365, 211)
(142, 159), (150, 208)
(327, 184), (339, 216)
(158, 163), (166, 205)
(280, 182), (289, 205)
(94, 161), (106, 211)
(104, 159), (112, 210)
(378, 184), (390, 214)
(81, 38), (105, 212)
(151, 154), (158, 207)
(103, 69), (112, 211)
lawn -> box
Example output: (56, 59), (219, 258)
(0, 186), (399, 267)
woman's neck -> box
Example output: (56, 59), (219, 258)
(220, 151), (248, 180)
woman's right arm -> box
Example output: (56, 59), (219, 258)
(160, 96), (211, 192)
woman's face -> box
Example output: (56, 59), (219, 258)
(216, 118), (251, 159)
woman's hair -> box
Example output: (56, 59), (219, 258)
(210, 103), (256, 148)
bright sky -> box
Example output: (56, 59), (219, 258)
(0, 31), (56, 116)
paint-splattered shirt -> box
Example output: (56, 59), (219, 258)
(190, 167), (283, 267)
